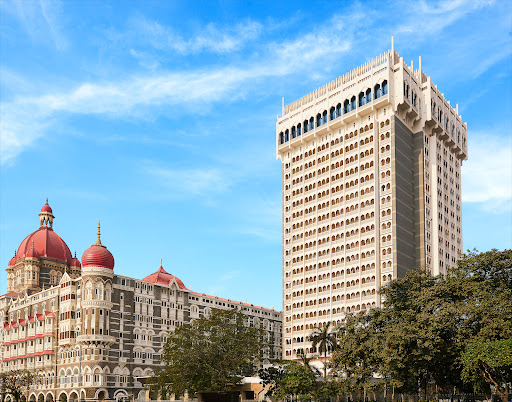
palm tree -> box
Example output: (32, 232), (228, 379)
(296, 352), (321, 377)
(308, 322), (338, 379)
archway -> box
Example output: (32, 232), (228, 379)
(96, 389), (107, 401)
(45, 393), (54, 402)
(114, 390), (128, 402)
(68, 392), (78, 402)
(29, 394), (37, 402)
(38, 394), (45, 402)
(58, 392), (67, 402)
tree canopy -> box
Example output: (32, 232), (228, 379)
(328, 249), (512, 399)
(151, 308), (267, 396)
(0, 370), (34, 402)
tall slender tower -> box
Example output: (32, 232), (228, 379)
(276, 42), (467, 360)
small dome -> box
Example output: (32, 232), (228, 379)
(70, 252), (81, 268)
(41, 204), (52, 213)
(82, 245), (114, 270)
(8, 255), (16, 266)
(81, 221), (114, 270)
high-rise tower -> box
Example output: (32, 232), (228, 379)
(276, 42), (467, 359)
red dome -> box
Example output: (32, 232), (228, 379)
(70, 253), (81, 268)
(41, 204), (52, 213)
(17, 227), (72, 264)
(82, 245), (114, 270)
(8, 256), (16, 266)
(142, 265), (187, 290)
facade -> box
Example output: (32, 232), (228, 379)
(276, 42), (467, 359)
(1, 202), (282, 402)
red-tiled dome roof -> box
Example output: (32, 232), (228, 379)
(82, 245), (114, 270)
(17, 227), (72, 264)
(70, 252), (81, 268)
(41, 204), (52, 213)
(142, 264), (187, 290)
(8, 256), (16, 266)
(82, 221), (114, 270)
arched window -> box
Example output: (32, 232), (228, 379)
(285, 129), (289, 142)
(350, 96), (356, 110)
(322, 110), (327, 124)
(330, 107), (335, 120)
(297, 123), (302, 136)
(291, 126), (296, 138)
(366, 88), (372, 103)
(344, 99), (350, 114)
(359, 92), (366, 107)
(336, 103), (342, 117)
(375, 83), (381, 99)
(382, 80), (388, 95)
(279, 132), (284, 144)
(316, 113), (322, 127)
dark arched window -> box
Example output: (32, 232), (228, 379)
(284, 130), (289, 142)
(322, 110), (327, 124)
(374, 83), (381, 99)
(279, 132), (284, 144)
(366, 88), (372, 103)
(359, 92), (365, 107)
(291, 126), (296, 138)
(344, 99), (350, 114)
(316, 113), (322, 127)
(309, 117), (314, 131)
(382, 80), (388, 95)
(304, 120), (309, 133)
(330, 107), (335, 120)
(297, 123), (302, 136)
(350, 96), (356, 110)
(336, 103), (342, 118)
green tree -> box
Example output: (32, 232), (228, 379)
(0, 370), (34, 402)
(151, 308), (266, 396)
(308, 322), (338, 379)
(259, 361), (318, 401)
(329, 250), (512, 398)
(461, 338), (512, 402)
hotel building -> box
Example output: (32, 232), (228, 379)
(276, 42), (467, 359)
(1, 202), (282, 402)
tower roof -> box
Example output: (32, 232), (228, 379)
(142, 260), (188, 290)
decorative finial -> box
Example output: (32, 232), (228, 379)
(96, 220), (102, 246)
(160, 258), (163, 268)
(74, 251), (77, 258)
(45, 197), (48, 205)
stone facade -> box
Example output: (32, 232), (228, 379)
(0, 204), (282, 402)
(276, 39), (466, 359)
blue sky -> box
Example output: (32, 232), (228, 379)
(1, 0), (511, 310)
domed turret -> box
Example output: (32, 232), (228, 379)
(39, 198), (55, 228)
(82, 221), (114, 270)
(70, 252), (81, 269)
(8, 252), (16, 267)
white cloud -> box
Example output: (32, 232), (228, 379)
(146, 166), (232, 198)
(0, 1), (502, 164)
(462, 132), (512, 212)
(130, 18), (263, 55)
(0, 0), (68, 50)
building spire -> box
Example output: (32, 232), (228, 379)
(160, 258), (163, 268)
(96, 220), (102, 246)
